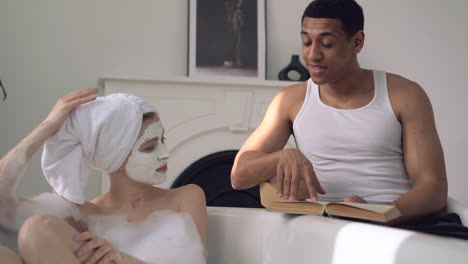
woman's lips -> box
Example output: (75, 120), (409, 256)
(156, 164), (168, 173)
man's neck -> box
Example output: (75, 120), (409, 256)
(320, 64), (370, 97)
(317, 65), (375, 110)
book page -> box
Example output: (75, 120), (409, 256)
(269, 201), (326, 215)
(328, 202), (395, 214)
(275, 200), (330, 206)
(273, 200), (394, 214)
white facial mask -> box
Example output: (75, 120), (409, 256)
(125, 121), (169, 185)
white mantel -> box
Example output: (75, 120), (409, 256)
(100, 76), (298, 193)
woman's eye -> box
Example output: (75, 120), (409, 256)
(303, 42), (312, 47)
(323, 43), (335, 48)
(144, 146), (156, 152)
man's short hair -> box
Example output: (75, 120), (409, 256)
(302, 0), (364, 38)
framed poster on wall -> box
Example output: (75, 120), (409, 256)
(188, 0), (266, 79)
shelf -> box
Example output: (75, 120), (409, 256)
(100, 75), (300, 89)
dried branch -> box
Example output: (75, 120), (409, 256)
(0, 80), (6, 101)
(224, 0), (245, 32)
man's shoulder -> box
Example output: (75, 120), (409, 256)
(386, 72), (421, 91)
(280, 80), (308, 95)
(270, 81), (308, 121)
(275, 81), (308, 107)
(385, 72), (427, 101)
(385, 72), (432, 118)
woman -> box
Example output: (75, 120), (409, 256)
(0, 89), (207, 263)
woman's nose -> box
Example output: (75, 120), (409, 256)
(157, 143), (169, 160)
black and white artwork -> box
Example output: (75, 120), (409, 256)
(189, 0), (266, 79)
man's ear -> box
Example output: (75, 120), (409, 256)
(352, 30), (365, 54)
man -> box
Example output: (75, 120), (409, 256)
(231, 0), (448, 225)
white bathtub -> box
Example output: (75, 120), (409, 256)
(2, 198), (468, 263)
(206, 198), (468, 264)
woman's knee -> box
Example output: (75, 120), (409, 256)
(18, 214), (85, 263)
(19, 214), (60, 244)
(0, 245), (23, 264)
(18, 214), (78, 253)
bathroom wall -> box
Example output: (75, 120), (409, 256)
(1, 0), (467, 204)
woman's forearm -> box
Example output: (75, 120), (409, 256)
(0, 121), (57, 200)
(120, 252), (147, 264)
(1, 88), (99, 201)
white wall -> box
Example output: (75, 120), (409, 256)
(1, 0), (467, 204)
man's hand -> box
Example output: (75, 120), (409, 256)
(275, 149), (325, 201)
(344, 195), (367, 203)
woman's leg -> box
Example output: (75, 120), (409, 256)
(17, 214), (93, 264)
(0, 245), (22, 264)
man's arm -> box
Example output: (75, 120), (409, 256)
(231, 84), (325, 200)
(230, 89), (292, 189)
(388, 75), (447, 224)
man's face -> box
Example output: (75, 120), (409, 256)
(301, 17), (360, 85)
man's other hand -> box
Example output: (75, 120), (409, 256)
(344, 195), (367, 203)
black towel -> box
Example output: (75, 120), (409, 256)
(396, 209), (468, 240)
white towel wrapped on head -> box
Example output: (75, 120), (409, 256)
(41, 93), (156, 204)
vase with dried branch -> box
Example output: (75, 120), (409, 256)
(224, 0), (245, 68)
(0, 80), (6, 101)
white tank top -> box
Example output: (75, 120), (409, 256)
(293, 70), (413, 204)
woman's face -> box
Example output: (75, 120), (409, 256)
(125, 115), (169, 185)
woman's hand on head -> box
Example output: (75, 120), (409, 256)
(42, 88), (99, 132)
(74, 231), (122, 264)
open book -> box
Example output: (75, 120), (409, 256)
(260, 182), (401, 223)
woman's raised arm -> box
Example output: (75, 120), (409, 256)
(0, 89), (98, 226)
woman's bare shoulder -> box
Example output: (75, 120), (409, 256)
(169, 184), (205, 202)
(168, 185), (206, 210)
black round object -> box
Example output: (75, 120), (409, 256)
(171, 150), (263, 208)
